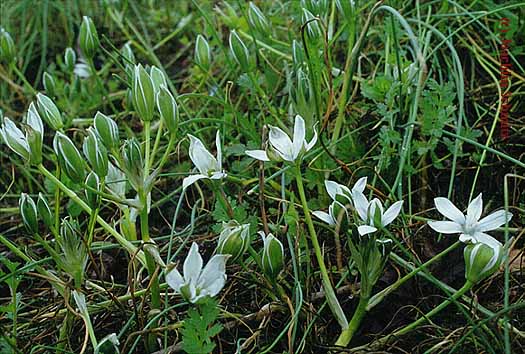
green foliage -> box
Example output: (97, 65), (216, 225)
(181, 297), (223, 354)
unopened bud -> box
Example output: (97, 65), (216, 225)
(216, 221), (250, 261)
(19, 193), (38, 234)
(156, 86), (178, 136)
(0, 28), (16, 64)
(36, 93), (63, 131)
(93, 112), (119, 151)
(248, 2), (270, 35)
(229, 30), (252, 72)
(53, 132), (86, 184)
(37, 193), (53, 229)
(195, 35), (211, 71)
(132, 64), (155, 121)
(464, 241), (504, 284)
(85, 171), (101, 208)
(79, 16), (99, 59)
(64, 47), (76, 72)
(83, 127), (108, 178)
(260, 232), (284, 279)
(43, 72), (56, 97)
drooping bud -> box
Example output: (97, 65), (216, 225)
(0, 117), (30, 161)
(84, 171), (101, 208)
(64, 47), (76, 72)
(216, 221), (250, 262)
(93, 112), (119, 151)
(248, 2), (270, 35)
(25, 102), (44, 165)
(229, 30), (252, 73)
(0, 28), (16, 64)
(42, 72), (56, 97)
(121, 138), (143, 190)
(302, 8), (322, 41)
(260, 232), (284, 279)
(132, 64), (155, 121)
(79, 16), (99, 59)
(194, 35), (211, 71)
(19, 193), (38, 234)
(156, 86), (178, 136)
(83, 127), (108, 178)
(59, 217), (88, 287)
(37, 193), (54, 229)
(53, 132), (86, 184)
(36, 93), (63, 131)
(149, 66), (167, 94)
(464, 241), (504, 284)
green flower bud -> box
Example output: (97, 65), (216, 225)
(0, 117), (30, 161)
(302, 0), (329, 17)
(195, 35), (211, 71)
(229, 30), (252, 73)
(37, 193), (53, 229)
(291, 40), (304, 68)
(302, 8), (322, 41)
(122, 138), (143, 190)
(93, 112), (119, 150)
(83, 127), (108, 178)
(25, 103), (44, 165)
(64, 47), (76, 72)
(336, 0), (355, 24)
(36, 93), (63, 131)
(0, 28), (16, 64)
(121, 42), (135, 64)
(85, 171), (101, 208)
(149, 66), (167, 94)
(260, 232), (284, 279)
(59, 217), (87, 287)
(79, 16), (99, 59)
(248, 2), (270, 35)
(464, 241), (504, 284)
(53, 132), (86, 184)
(19, 193), (38, 234)
(156, 85), (178, 136)
(132, 64), (155, 122)
(43, 72), (56, 97)
(216, 221), (250, 261)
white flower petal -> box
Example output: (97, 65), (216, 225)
(382, 200), (403, 226)
(358, 225), (377, 236)
(477, 210), (512, 232)
(182, 174), (208, 190)
(183, 242), (203, 285)
(352, 177), (367, 194)
(268, 125), (293, 161)
(197, 254), (229, 297)
(292, 115), (306, 160)
(466, 193), (483, 224)
(245, 149), (270, 161)
(353, 191), (369, 222)
(325, 180), (340, 201)
(209, 171), (227, 180)
(459, 233), (476, 244)
(434, 197), (465, 224)
(305, 124), (318, 152)
(166, 267), (184, 292)
(428, 221), (463, 234)
(215, 130), (222, 171)
(312, 210), (336, 226)
(473, 232), (503, 249)
(188, 134), (217, 175)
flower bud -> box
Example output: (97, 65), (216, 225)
(53, 132), (86, 184)
(216, 221), (250, 261)
(121, 42), (135, 64)
(149, 66), (167, 94)
(83, 128), (108, 178)
(93, 112), (119, 150)
(43, 72), (56, 97)
(85, 171), (101, 208)
(464, 242), (504, 284)
(0, 28), (15, 64)
(302, 8), (322, 41)
(79, 16), (99, 59)
(195, 35), (211, 71)
(248, 2), (270, 35)
(291, 40), (304, 67)
(260, 232), (284, 279)
(19, 193), (38, 234)
(36, 93), (63, 131)
(64, 47), (76, 72)
(122, 138), (143, 190)
(59, 217), (87, 287)
(37, 193), (53, 229)
(0, 117), (30, 161)
(336, 0), (355, 23)
(156, 86), (178, 136)
(132, 64), (155, 121)
(25, 103), (43, 165)
(229, 30), (252, 73)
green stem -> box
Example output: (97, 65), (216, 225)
(294, 167), (348, 329)
(367, 241), (461, 311)
(37, 164), (145, 265)
(334, 295), (369, 346)
(10, 63), (36, 94)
